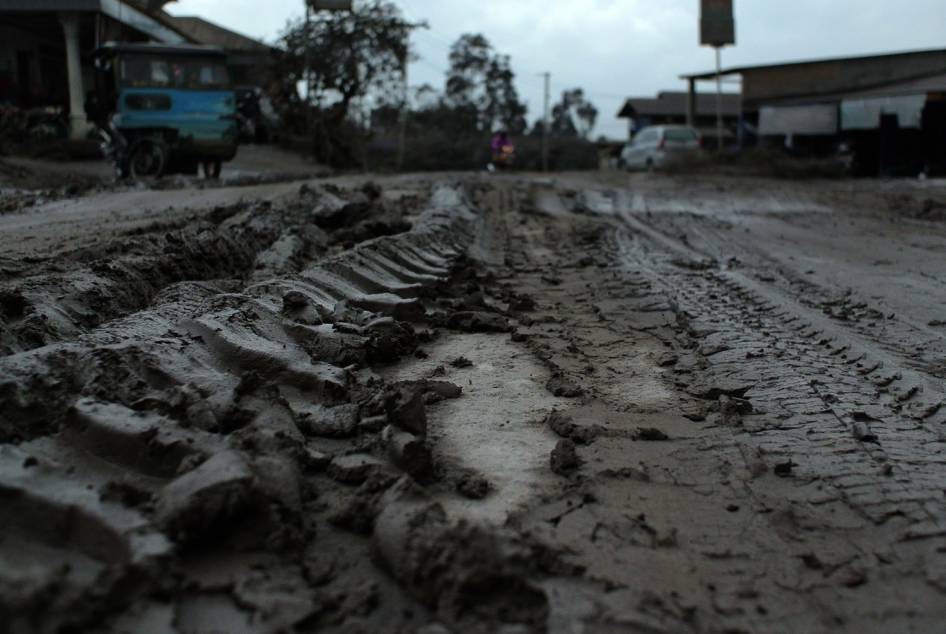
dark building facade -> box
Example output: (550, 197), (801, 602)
(681, 48), (946, 175)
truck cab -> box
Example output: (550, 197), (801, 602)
(90, 42), (239, 179)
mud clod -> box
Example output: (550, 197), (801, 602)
(383, 425), (433, 477)
(385, 383), (428, 437)
(447, 311), (511, 333)
(155, 450), (256, 544)
(451, 356), (474, 368)
(550, 439), (580, 475)
(329, 453), (388, 485)
(456, 473), (492, 499)
(373, 479), (551, 631)
(546, 373), (583, 398)
(633, 427), (670, 441)
(546, 410), (599, 444)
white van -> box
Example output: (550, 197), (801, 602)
(620, 125), (702, 171)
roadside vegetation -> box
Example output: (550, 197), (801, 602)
(270, 0), (600, 171)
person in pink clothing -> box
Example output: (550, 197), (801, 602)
(488, 130), (515, 171)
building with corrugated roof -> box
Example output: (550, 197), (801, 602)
(617, 90), (741, 142)
(681, 48), (946, 174)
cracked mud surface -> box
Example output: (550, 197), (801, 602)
(1, 171), (945, 633)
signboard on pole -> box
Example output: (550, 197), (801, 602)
(310, 0), (352, 10)
(700, 0), (735, 46)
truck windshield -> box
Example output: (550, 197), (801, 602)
(119, 54), (230, 90)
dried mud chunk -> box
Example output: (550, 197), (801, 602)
(331, 470), (400, 534)
(385, 383), (428, 437)
(633, 427), (670, 441)
(447, 311), (510, 333)
(508, 293), (536, 312)
(373, 479), (549, 630)
(155, 450), (255, 543)
(546, 373), (583, 398)
(545, 410), (598, 444)
(550, 439), (580, 475)
(456, 473), (491, 500)
(719, 394), (753, 425)
(293, 403), (360, 439)
(383, 426), (432, 477)
(328, 453), (386, 485)
(773, 459), (795, 478)
(423, 380), (462, 403)
(451, 356), (474, 368)
(365, 317), (418, 363)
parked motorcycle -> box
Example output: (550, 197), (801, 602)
(488, 143), (516, 172)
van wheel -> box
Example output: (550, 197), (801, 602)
(203, 161), (222, 179)
(128, 139), (167, 180)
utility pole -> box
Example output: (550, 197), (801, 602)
(304, 2), (313, 142)
(397, 57), (408, 171)
(395, 20), (427, 172)
(715, 46), (723, 152)
(541, 72), (550, 172)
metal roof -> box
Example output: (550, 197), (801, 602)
(0, 0), (191, 44)
(97, 41), (226, 56)
(165, 16), (273, 52)
(618, 91), (741, 119)
(680, 47), (946, 81)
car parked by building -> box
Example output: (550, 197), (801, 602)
(619, 125), (703, 171)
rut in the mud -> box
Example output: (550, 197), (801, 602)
(0, 183), (415, 355)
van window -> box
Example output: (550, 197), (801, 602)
(120, 54), (230, 90)
(665, 128), (698, 142)
(635, 129), (658, 143)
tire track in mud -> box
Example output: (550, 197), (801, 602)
(0, 184), (421, 356)
(0, 184), (563, 634)
(608, 204), (946, 631)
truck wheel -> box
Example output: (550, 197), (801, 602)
(128, 140), (167, 180)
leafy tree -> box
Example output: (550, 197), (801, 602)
(548, 88), (598, 139)
(445, 34), (527, 135)
(273, 0), (412, 162)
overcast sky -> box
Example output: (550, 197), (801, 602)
(166, 0), (946, 139)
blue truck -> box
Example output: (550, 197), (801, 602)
(88, 42), (239, 179)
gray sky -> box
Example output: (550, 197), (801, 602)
(166, 0), (946, 140)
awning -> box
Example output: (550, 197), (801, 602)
(758, 104), (838, 136)
(0, 0), (188, 44)
(841, 94), (926, 130)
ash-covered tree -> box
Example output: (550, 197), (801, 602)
(273, 0), (412, 163)
(445, 34), (527, 135)
(548, 88), (599, 139)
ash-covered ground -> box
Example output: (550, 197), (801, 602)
(1, 171), (946, 633)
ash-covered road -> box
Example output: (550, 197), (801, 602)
(1, 172), (945, 633)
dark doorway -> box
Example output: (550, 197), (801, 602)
(16, 51), (32, 108)
(922, 98), (946, 175)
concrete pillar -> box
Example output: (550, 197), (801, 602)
(686, 78), (697, 127)
(60, 12), (91, 140)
